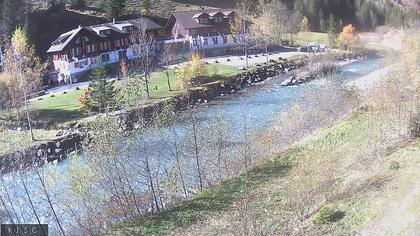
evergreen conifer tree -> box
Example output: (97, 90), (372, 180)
(104, 0), (125, 19)
(89, 65), (118, 112)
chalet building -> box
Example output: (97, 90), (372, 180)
(47, 18), (162, 82)
(166, 9), (238, 55)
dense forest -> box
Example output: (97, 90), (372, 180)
(0, 0), (418, 58)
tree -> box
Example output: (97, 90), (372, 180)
(103, 0), (125, 19)
(230, 0), (253, 68)
(3, 27), (44, 140)
(319, 10), (326, 32)
(161, 43), (175, 91)
(130, 18), (157, 99)
(250, 0), (287, 63)
(141, 0), (151, 15)
(327, 14), (340, 47)
(89, 65), (117, 112)
(68, 0), (85, 9)
(1, 0), (28, 42)
(175, 52), (207, 90)
(338, 24), (359, 50)
(300, 16), (310, 32)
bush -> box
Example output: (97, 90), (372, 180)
(313, 206), (335, 225)
(409, 113), (420, 137)
(68, 0), (85, 9)
(389, 161), (400, 171)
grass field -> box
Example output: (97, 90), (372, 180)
(26, 64), (242, 123)
(294, 32), (329, 45)
(0, 129), (58, 156)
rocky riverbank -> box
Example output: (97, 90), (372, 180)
(0, 50), (380, 174)
(0, 56), (302, 174)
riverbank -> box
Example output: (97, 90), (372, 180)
(0, 50), (381, 174)
(115, 83), (419, 236)
(0, 56), (300, 174)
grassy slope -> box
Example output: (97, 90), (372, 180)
(115, 108), (420, 235)
(0, 129), (58, 156)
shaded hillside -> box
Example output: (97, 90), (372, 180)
(28, 4), (104, 60)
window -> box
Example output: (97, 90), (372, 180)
(101, 53), (110, 62)
(190, 29), (197, 35)
(122, 26), (133, 33)
(192, 39), (198, 47)
(86, 44), (96, 53)
(213, 36), (218, 44)
(74, 60), (87, 68)
(100, 30), (111, 35)
(229, 16), (234, 22)
(199, 18), (209, 24)
(203, 38), (208, 45)
(114, 39), (121, 48)
(118, 50), (127, 59)
(71, 47), (81, 58)
(223, 35), (228, 43)
(215, 16), (223, 23)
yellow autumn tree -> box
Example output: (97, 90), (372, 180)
(300, 16), (310, 32)
(176, 52), (207, 90)
(338, 24), (359, 50)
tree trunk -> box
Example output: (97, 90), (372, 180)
(172, 129), (188, 198)
(35, 168), (66, 236)
(19, 172), (47, 236)
(265, 41), (269, 64)
(192, 123), (203, 191)
(23, 89), (35, 141)
(166, 70), (172, 91)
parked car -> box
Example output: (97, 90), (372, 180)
(297, 46), (307, 52)
(307, 43), (320, 52)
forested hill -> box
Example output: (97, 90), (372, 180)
(0, 0), (418, 59)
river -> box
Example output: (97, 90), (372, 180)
(0, 57), (384, 234)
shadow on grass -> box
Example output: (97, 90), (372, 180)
(31, 108), (85, 124)
(120, 150), (297, 235)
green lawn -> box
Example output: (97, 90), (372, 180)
(294, 31), (329, 45)
(29, 90), (84, 123)
(0, 129), (58, 156)
(25, 64), (242, 123)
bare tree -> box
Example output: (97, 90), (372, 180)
(161, 43), (176, 91)
(230, 0), (253, 68)
(131, 19), (158, 99)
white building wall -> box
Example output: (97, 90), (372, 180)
(52, 46), (148, 82)
(189, 34), (236, 51)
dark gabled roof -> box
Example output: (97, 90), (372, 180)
(170, 8), (234, 29)
(47, 27), (96, 53)
(208, 11), (224, 17)
(47, 17), (162, 53)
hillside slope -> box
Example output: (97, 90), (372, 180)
(115, 105), (420, 235)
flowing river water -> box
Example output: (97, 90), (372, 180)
(0, 57), (383, 234)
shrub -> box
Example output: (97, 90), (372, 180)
(313, 206), (335, 225)
(68, 0), (85, 9)
(409, 113), (420, 137)
(389, 161), (400, 171)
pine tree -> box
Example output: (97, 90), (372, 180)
(103, 0), (125, 19)
(327, 14), (340, 46)
(141, 0), (151, 15)
(89, 65), (118, 112)
(319, 10), (326, 32)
